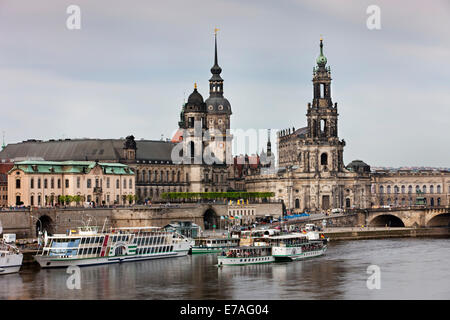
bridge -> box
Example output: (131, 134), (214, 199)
(0, 202), (283, 238)
(363, 206), (450, 228)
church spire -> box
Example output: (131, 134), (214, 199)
(210, 28), (223, 81)
(316, 36), (328, 68)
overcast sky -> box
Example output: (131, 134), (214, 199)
(0, 0), (449, 167)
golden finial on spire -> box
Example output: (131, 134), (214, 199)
(214, 27), (220, 35)
(194, 82), (197, 89)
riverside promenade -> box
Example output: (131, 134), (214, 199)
(322, 226), (450, 241)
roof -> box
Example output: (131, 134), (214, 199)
(0, 138), (176, 163)
(294, 127), (308, 138)
(10, 160), (134, 175)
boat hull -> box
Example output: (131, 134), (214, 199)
(217, 255), (275, 266)
(34, 250), (189, 269)
(0, 254), (23, 275)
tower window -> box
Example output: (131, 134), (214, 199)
(320, 153), (328, 165)
(320, 84), (325, 98)
(320, 119), (326, 134)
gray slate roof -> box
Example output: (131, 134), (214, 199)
(0, 139), (175, 163)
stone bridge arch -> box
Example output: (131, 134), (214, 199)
(425, 208), (450, 227)
(35, 214), (56, 236)
(203, 208), (218, 230)
(368, 213), (406, 227)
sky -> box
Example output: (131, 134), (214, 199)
(0, 0), (449, 167)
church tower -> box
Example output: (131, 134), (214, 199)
(204, 30), (232, 165)
(305, 38), (345, 173)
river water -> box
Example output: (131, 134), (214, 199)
(0, 238), (449, 300)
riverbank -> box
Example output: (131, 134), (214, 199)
(323, 227), (450, 241)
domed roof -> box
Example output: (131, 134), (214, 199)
(205, 96), (232, 114)
(347, 160), (371, 173)
(187, 87), (204, 105)
(316, 54), (327, 66)
(184, 85), (207, 113)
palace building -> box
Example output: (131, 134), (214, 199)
(7, 160), (135, 207)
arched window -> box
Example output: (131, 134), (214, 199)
(320, 153), (328, 165)
(437, 185), (441, 194)
(379, 185), (384, 194)
(295, 199), (300, 209)
(430, 185), (434, 194)
(16, 179), (21, 189)
(177, 171), (180, 182)
(422, 185), (427, 194)
(408, 185), (412, 194)
(394, 185), (399, 194)
(437, 198), (441, 206)
(345, 198), (351, 208)
(401, 185), (405, 194)
(387, 186), (391, 194)
(415, 185), (420, 193)
(430, 198), (434, 206)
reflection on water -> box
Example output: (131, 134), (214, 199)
(0, 238), (449, 299)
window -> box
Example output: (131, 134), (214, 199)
(437, 185), (441, 194)
(387, 186), (391, 194)
(77, 177), (80, 189)
(16, 179), (21, 189)
(129, 179), (132, 189)
(65, 179), (69, 188)
(430, 185), (434, 194)
(320, 153), (328, 165)
(408, 185), (412, 194)
(57, 179), (61, 189)
(44, 179), (48, 189)
(422, 185), (427, 194)
(106, 177), (110, 188)
(31, 178), (34, 189)
(30, 195), (34, 206)
(401, 185), (405, 194)
(116, 179), (119, 189)
(123, 179), (126, 188)
(38, 178), (41, 188)
(87, 179), (92, 188)
(51, 178), (54, 189)
(379, 186), (384, 194)
(394, 186), (399, 194)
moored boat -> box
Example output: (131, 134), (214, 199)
(191, 237), (240, 254)
(34, 225), (191, 268)
(217, 234), (275, 266)
(271, 232), (328, 261)
(0, 240), (23, 275)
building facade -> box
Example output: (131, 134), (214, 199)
(7, 161), (135, 207)
(370, 169), (449, 207)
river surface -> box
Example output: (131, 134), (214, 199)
(0, 238), (449, 300)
